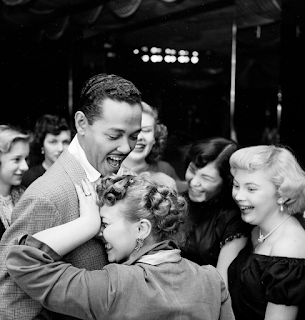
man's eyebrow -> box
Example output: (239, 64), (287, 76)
(106, 128), (125, 133)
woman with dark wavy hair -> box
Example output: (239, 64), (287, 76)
(22, 114), (72, 187)
(180, 137), (252, 287)
(121, 102), (187, 192)
(6, 175), (234, 320)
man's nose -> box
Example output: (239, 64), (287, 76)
(118, 137), (132, 154)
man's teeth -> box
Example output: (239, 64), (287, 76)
(241, 206), (253, 210)
(108, 156), (122, 167)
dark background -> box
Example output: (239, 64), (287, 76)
(1, 0), (304, 177)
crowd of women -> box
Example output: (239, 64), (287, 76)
(1, 100), (305, 320)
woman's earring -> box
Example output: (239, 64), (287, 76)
(41, 148), (44, 155)
(279, 199), (284, 212)
(134, 237), (144, 251)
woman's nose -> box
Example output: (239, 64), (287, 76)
(57, 142), (64, 152)
(190, 175), (200, 187)
(137, 130), (144, 140)
(233, 189), (244, 201)
(20, 159), (29, 172)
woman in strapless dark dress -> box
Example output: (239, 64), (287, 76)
(228, 145), (305, 320)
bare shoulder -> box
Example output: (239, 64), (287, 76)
(271, 220), (305, 259)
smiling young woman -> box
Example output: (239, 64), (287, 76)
(180, 137), (253, 287)
(0, 125), (31, 239)
(228, 145), (305, 320)
(120, 101), (185, 191)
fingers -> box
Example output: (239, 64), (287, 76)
(75, 179), (98, 199)
(81, 179), (91, 197)
(82, 179), (97, 196)
(75, 184), (85, 198)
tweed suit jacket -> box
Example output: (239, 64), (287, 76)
(0, 150), (108, 320)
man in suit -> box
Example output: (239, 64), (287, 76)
(0, 73), (142, 320)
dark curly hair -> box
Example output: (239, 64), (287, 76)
(142, 102), (168, 164)
(29, 114), (70, 166)
(79, 74), (142, 125)
(184, 137), (238, 194)
(96, 174), (187, 245)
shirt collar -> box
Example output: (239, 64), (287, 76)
(68, 135), (101, 183)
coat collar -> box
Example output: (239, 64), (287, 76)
(123, 240), (181, 266)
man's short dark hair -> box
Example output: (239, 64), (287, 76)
(78, 74), (142, 125)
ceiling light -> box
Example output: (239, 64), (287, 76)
(191, 56), (199, 64)
(141, 55), (149, 62)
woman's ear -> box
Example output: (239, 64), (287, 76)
(278, 197), (289, 205)
(137, 219), (152, 240)
(75, 111), (88, 135)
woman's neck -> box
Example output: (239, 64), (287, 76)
(42, 159), (52, 171)
(259, 210), (290, 236)
(0, 183), (11, 197)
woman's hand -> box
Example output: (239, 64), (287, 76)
(75, 179), (99, 217)
(75, 179), (101, 235)
(32, 179), (101, 256)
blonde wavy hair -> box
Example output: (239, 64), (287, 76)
(0, 125), (31, 155)
(230, 145), (305, 215)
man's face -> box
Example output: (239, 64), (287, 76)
(77, 99), (142, 177)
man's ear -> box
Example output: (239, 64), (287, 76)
(137, 219), (152, 240)
(75, 111), (88, 135)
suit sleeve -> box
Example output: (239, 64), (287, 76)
(0, 193), (60, 320)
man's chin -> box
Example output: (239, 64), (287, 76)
(100, 165), (121, 177)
